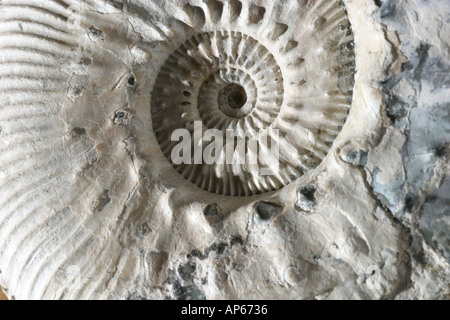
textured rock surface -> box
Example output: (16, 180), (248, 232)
(0, 0), (448, 300)
(375, 0), (450, 299)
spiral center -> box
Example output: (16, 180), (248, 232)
(220, 84), (247, 110)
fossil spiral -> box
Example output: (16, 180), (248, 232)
(151, 1), (355, 195)
(0, 0), (405, 300)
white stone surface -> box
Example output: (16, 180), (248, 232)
(0, 0), (448, 300)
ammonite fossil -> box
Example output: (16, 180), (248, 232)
(0, 0), (408, 300)
(151, 1), (355, 195)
